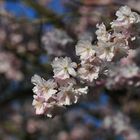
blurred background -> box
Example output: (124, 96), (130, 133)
(0, 0), (140, 140)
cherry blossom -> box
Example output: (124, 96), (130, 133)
(75, 40), (96, 61)
(31, 74), (88, 117)
(78, 64), (100, 82)
(96, 42), (115, 61)
(96, 23), (111, 42)
(52, 57), (77, 80)
(31, 6), (140, 118)
(32, 95), (46, 115)
(111, 6), (140, 28)
(57, 85), (78, 106)
(31, 74), (57, 101)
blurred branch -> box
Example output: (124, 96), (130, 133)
(71, 0), (140, 14)
(0, 86), (32, 106)
(23, 0), (65, 28)
(71, 0), (113, 6)
(0, 1), (66, 27)
(0, 12), (47, 25)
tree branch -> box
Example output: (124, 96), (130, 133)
(23, 0), (65, 28)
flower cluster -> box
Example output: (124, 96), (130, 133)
(106, 49), (140, 90)
(31, 6), (140, 117)
(76, 6), (137, 83)
(0, 5), (40, 81)
(103, 112), (140, 140)
(42, 29), (73, 58)
(31, 57), (88, 117)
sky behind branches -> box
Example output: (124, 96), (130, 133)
(5, 0), (64, 19)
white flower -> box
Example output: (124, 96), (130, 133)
(57, 84), (78, 106)
(57, 84), (88, 106)
(31, 75), (60, 117)
(111, 6), (140, 28)
(96, 23), (111, 42)
(55, 77), (76, 87)
(32, 95), (57, 117)
(78, 64), (100, 82)
(75, 40), (96, 61)
(95, 23), (115, 61)
(32, 95), (46, 115)
(52, 57), (77, 80)
(31, 74), (57, 101)
(96, 42), (115, 61)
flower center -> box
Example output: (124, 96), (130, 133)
(64, 66), (68, 71)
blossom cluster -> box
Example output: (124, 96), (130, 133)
(103, 112), (140, 140)
(31, 69), (88, 117)
(42, 29), (73, 58)
(0, 5), (40, 80)
(0, 52), (23, 80)
(106, 49), (140, 90)
(31, 6), (140, 117)
(76, 6), (140, 83)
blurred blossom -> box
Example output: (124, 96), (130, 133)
(127, 0), (140, 11)
(10, 33), (23, 45)
(120, 64), (139, 78)
(58, 131), (70, 140)
(70, 125), (92, 140)
(0, 52), (23, 80)
(26, 119), (39, 134)
(106, 49), (140, 90)
(103, 112), (140, 140)
(0, 28), (6, 44)
(42, 29), (73, 58)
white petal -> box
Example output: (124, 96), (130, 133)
(68, 68), (77, 77)
(31, 74), (43, 86)
(44, 89), (57, 101)
(54, 70), (69, 80)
